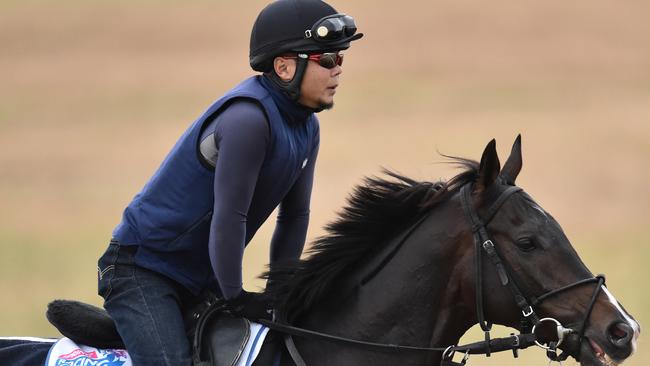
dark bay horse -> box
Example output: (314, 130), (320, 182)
(0, 136), (640, 366)
(261, 136), (639, 365)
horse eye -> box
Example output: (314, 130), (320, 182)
(515, 238), (536, 252)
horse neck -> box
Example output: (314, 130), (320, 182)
(296, 201), (476, 365)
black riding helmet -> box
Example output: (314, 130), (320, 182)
(250, 0), (363, 102)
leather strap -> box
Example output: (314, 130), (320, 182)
(284, 335), (307, 366)
(258, 319), (536, 355)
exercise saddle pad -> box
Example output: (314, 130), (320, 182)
(42, 322), (269, 366)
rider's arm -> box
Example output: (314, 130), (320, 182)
(269, 130), (320, 265)
(207, 100), (269, 300)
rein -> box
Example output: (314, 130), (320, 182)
(261, 182), (605, 366)
(257, 318), (538, 357)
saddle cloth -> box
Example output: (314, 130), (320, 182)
(44, 323), (269, 366)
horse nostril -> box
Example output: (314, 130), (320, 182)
(608, 322), (633, 347)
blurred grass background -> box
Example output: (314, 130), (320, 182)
(1, 1), (648, 364)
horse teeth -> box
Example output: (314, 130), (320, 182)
(597, 352), (619, 366)
(603, 354), (619, 366)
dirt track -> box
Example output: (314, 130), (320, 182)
(1, 1), (648, 364)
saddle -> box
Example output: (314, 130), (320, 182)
(189, 299), (252, 366)
(46, 299), (256, 366)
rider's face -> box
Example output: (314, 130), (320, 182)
(273, 55), (343, 110)
(298, 57), (342, 110)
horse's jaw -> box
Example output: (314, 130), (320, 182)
(549, 325), (639, 366)
(578, 339), (625, 366)
(575, 331), (641, 366)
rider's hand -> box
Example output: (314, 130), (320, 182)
(226, 290), (273, 321)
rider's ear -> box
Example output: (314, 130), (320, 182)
(477, 139), (501, 190)
(500, 134), (522, 185)
(273, 57), (296, 82)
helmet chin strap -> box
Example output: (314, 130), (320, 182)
(267, 56), (311, 104)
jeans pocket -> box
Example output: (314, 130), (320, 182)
(97, 243), (119, 300)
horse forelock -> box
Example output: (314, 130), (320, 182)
(264, 159), (481, 322)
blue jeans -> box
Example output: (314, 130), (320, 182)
(98, 242), (199, 366)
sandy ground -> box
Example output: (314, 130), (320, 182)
(1, 1), (649, 364)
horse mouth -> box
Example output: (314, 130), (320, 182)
(581, 339), (622, 366)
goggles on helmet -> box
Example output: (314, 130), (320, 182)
(282, 52), (344, 69)
(304, 14), (358, 42)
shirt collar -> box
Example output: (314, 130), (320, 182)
(259, 75), (315, 124)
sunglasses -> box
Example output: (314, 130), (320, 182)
(305, 14), (358, 42)
(282, 52), (344, 69)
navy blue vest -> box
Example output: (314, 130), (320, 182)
(112, 76), (319, 294)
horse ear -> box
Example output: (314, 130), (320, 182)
(477, 139), (501, 190)
(500, 134), (523, 185)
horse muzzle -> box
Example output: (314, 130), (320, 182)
(577, 320), (640, 366)
(532, 316), (640, 366)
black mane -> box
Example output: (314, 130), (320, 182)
(265, 158), (480, 321)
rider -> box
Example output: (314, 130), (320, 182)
(96, 0), (362, 365)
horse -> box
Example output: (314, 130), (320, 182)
(0, 136), (640, 366)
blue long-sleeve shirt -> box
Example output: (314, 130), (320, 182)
(199, 98), (318, 298)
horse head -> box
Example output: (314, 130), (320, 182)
(463, 135), (640, 366)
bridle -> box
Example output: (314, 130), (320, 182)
(459, 183), (606, 363)
(258, 182), (606, 365)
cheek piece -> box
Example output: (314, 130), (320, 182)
(266, 56), (308, 103)
(266, 56), (327, 113)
